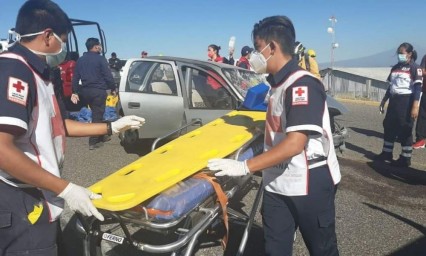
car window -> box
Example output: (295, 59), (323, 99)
(126, 61), (177, 96)
(222, 68), (269, 98)
(183, 67), (233, 110)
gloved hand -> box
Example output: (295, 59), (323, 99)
(379, 101), (385, 114)
(58, 183), (104, 221)
(207, 158), (250, 177)
(111, 115), (145, 134)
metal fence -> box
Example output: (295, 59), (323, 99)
(322, 69), (388, 102)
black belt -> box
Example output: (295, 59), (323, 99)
(390, 93), (411, 98)
(307, 156), (327, 165)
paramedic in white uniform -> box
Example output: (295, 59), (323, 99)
(0, 1), (145, 254)
(208, 15), (341, 256)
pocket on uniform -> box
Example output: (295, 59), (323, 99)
(318, 209), (335, 228)
(0, 211), (12, 229)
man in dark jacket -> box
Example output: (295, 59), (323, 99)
(71, 38), (116, 149)
(108, 52), (122, 86)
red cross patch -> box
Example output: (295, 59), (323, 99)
(292, 86), (308, 105)
(7, 77), (29, 106)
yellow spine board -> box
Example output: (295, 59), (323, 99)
(90, 110), (265, 211)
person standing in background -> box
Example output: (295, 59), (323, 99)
(294, 42), (321, 79)
(108, 52), (122, 87)
(376, 42), (422, 167)
(412, 54), (426, 149)
(237, 45), (253, 70)
(207, 44), (227, 63)
(71, 37), (117, 150)
(307, 48), (320, 78)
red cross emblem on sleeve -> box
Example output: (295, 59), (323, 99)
(7, 77), (29, 106)
(292, 86), (308, 105)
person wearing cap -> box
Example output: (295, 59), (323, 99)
(295, 42), (321, 79)
(141, 51), (148, 58)
(237, 45), (253, 70)
(307, 49), (316, 58)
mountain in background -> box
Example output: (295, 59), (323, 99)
(319, 46), (426, 68)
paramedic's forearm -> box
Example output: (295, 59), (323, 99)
(65, 119), (107, 137)
(246, 131), (308, 173)
(0, 132), (68, 194)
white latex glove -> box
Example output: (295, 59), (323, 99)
(111, 115), (145, 134)
(207, 158), (250, 177)
(58, 183), (104, 221)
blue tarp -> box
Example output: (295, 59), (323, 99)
(68, 106), (118, 123)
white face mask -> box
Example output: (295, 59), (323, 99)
(18, 31), (67, 68)
(249, 43), (272, 74)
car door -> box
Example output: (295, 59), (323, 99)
(119, 59), (184, 138)
(178, 63), (237, 127)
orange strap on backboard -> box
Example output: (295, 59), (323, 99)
(194, 172), (229, 249)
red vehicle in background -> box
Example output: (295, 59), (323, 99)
(59, 52), (77, 98)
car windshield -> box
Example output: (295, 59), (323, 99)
(222, 68), (269, 98)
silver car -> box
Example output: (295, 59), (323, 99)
(118, 56), (267, 146)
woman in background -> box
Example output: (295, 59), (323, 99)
(376, 42), (422, 167)
(207, 44), (226, 63)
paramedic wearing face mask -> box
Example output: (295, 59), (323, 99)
(0, 0), (145, 254)
(376, 42), (422, 167)
(207, 15), (341, 256)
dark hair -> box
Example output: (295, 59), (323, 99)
(251, 15), (296, 56)
(208, 44), (221, 55)
(85, 37), (100, 51)
(15, 0), (71, 42)
(111, 52), (116, 57)
(397, 42), (417, 62)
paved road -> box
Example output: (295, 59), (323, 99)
(60, 100), (426, 256)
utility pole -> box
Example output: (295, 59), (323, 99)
(327, 16), (338, 93)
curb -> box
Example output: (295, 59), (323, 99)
(334, 97), (380, 106)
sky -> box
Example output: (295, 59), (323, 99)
(1, 0), (426, 65)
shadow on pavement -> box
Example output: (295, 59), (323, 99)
(349, 126), (383, 139)
(367, 161), (426, 186)
(363, 202), (426, 256)
(345, 142), (378, 160)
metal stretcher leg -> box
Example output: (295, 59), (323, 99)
(236, 181), (263, 256)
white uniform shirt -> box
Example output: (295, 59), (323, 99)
(263, 69), (341, 196)
(0, 53), (66, 221)
(388, 61), (422, 95)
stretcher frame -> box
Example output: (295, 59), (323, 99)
(76, 123), (264, 256)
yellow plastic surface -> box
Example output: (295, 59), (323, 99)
(27, 203), (43, 224)
(90, 110), (265, 211)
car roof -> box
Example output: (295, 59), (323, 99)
(145, 55), (247, 70)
